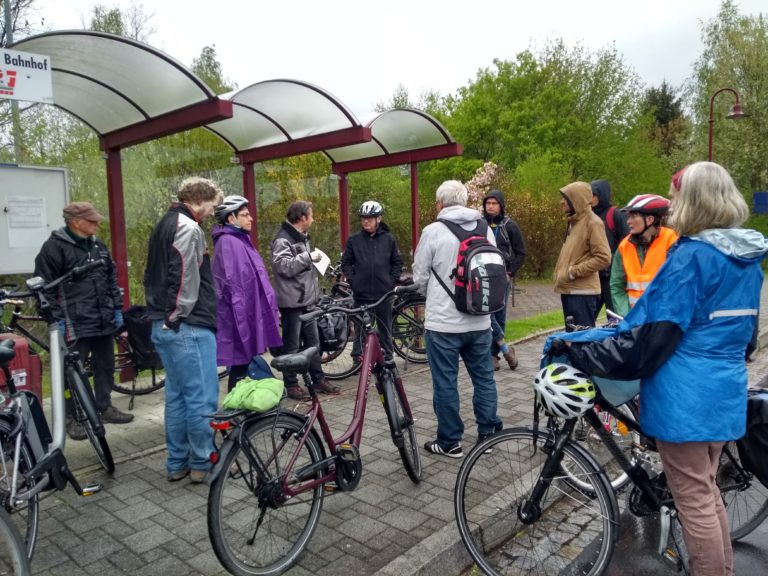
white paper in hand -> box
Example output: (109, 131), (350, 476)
(312, 248), (330, 276)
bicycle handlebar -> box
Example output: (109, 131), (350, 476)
(0, 260), (105, 302)
(299, 284), (421, 323)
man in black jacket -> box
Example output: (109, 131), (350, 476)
(483, 190), (525, 370)
(341, 201), (403, 361)
(144, 177), (220, 484)
(34, 201), (134, 441)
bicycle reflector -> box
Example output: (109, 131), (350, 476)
(209, 451), (219, 465)
(210, 420), (231, 431)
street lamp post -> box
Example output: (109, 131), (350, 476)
(708, 87), (747, 162)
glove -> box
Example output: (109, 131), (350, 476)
(310, 249), (322, 263)
(114, 310), (124, 331)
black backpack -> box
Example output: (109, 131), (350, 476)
(431, 219), (507, 315)
(123, 305), (164, 370)
(317, 311), (349, 352)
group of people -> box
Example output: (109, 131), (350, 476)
(36, 160), (764, 575)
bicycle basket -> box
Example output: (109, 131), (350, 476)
(317, 311), (348, 352)
(124, 305), (164, 370)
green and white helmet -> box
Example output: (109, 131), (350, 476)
(533, 363), (596, 418)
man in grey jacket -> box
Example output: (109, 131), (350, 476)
(412, 180), (503, 458)
(271, 201), (338, 400)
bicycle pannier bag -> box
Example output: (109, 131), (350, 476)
(736, 389), (768, 488)
(124, 305), (164, 370)
(431, 219), (507, 315)
(317, 311), (348, 352)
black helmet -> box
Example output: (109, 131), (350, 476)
(214, 195), (248, 224)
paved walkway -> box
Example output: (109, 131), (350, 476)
(33, 282), (768, 576)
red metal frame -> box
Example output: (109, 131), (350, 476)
(339, 174), (350, 248)
(105, 149), (129, 304)
(410, 162), (420, 254)
(331, 142), (462, 175)
(237, 126), (371, 164)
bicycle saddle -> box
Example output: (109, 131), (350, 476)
(270, 346), (318, 374)
(0, 338), (15, 364)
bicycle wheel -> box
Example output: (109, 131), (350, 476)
(455, 428), (617, 576)
(0, 508), (31, 576)
(68, 367), (115, 474)
(207, 414), (325, 576)
(321, 315), (363, 380)
(567, 401), (639, 494)
(717, 441), (768, 541)
(382, 374), (422, 483)
(0, 419), (39, 559)
(392, 297), (427, 364)
(111, 368), (166, 396)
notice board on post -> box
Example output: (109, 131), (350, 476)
(0, 164), (69, 274)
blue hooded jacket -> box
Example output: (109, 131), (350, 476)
(556, 228), (768, 442)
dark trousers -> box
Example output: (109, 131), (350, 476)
(351, 299), (394, 361)
(561, 294), (599, 331)
(71, 334), (115, 413)
(595, 272), (613, 322)
(279, 307), (325, 387)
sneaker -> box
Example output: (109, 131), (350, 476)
(503, 348), (519, 370)
(491, 356), (500, 371)
(285, 386), (310, 401)
(167, 469), (189, 482)
(100, 406), (135, 424)
(423, 439), (463, 459)
(189, 469), (207, 484)
(477, 431), (497, 454)
(314, 379), (341, 395)
(66, 418), (88, 441)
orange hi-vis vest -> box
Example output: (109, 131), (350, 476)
(618, 226), (678, 307)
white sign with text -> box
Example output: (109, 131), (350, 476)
(0, 48), (53, 104)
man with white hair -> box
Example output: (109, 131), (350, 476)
(412, 180), (503, 458)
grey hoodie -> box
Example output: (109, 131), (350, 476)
(413, 205), (496, 333)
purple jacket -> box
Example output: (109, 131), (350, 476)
(212, 225), (282, 365)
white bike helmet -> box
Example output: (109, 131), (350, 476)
(533, 363), (596, 418)
(358, 200), (383, 217)
(215, 195), (248, 224)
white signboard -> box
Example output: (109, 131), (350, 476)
(0, 48), (53, 104)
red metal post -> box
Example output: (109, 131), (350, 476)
(410, 162), (420, 254)
(105, 147), (130, 307)
(339, 173), (350, 249)
(242, 161), (258, 248)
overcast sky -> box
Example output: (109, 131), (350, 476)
(34, 0), (766, 117)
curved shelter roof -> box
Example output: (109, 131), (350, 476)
(327, 108), (461, 174)
(10, 30), (232, 148)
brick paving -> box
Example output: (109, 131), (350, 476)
(32, 281), (768, 576)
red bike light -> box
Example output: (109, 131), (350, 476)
(210, 451), (219, 464)
(210, 420), (231, 431)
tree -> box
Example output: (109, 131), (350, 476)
(191, 45), (236, 93)
(642, 81), (689, 157)
(689, 0), (768, 191)
(85, 2), (155, 41)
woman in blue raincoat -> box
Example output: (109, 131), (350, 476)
(556, 162), (768, 576)
(212, 196), (282, 390)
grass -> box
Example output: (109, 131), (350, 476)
(506, 310), (564, 342)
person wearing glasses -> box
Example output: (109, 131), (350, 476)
(211, 195), (282, 391)
(34, 201), (134, 441)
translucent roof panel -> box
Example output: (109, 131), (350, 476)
(11, 31), (216, 135)
(326, 108), (455, 164)
(207, 80), (362, 153)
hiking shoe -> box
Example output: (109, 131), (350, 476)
(101, 406), (135, 424)
(491, 356), (500, 371)
(189, 469), (207, 484)
(314, 379), (341, 395)
(66, 418), (88, 441)
(423, 440), (463, 459)
(477, 431), (497, 454)
(285, 386), (310, 401)
(503, 348), (519, 370)
(167, 469), (189, 482)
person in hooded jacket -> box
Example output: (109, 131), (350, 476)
(341, 200), (403, 361)
(212, 196), (282, 391)
(558, 162), (768, 576)
(34, 201), (134, 441)
(590, 179), (629, 318)
(413, 180), (503, 459)
(482, 190), (526, 370)
(554, 182), (612, 329)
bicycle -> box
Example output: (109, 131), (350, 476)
(0, 508), (30, 575)
(206, 285), (423, 576)
(453, 359), (768, 575)
(0, 262), (109, 559)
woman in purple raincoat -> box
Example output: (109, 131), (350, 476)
(212, 196), (282, 390)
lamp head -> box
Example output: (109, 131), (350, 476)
(726, 102), (747, 119)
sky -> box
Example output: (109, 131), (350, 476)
(32, 0), (767, 118)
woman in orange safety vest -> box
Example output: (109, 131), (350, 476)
(609, 194), (678, 317)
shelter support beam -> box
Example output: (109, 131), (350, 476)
(242, 163), (258, 249)
(410, 163), (420, 255)
(339, 173), (350, 249)
(105, 148), (130, 306)
(238, 127), (371, 164)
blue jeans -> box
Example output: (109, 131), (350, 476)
(490, 279), (511, 356)
(151, 321), (219, 473)
(425, 329), (502, 448)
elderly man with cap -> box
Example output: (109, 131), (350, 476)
(34, 201), (134, 441)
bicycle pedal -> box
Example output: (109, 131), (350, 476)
(81, 482), (104, 496)
(336, 443), (360, 463)
(662, 548), (683, 571)
(324, 483), (339, 493)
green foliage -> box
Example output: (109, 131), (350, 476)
(191, 45), (237, 93)
(506, 310), (564, 343)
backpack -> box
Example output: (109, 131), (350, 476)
(123, 305), (164, 370)
(431, 219), (507, 315)
(605, 206), (617, 233)
(317, 310), (349, 351)
(736, 389), (768, 488)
